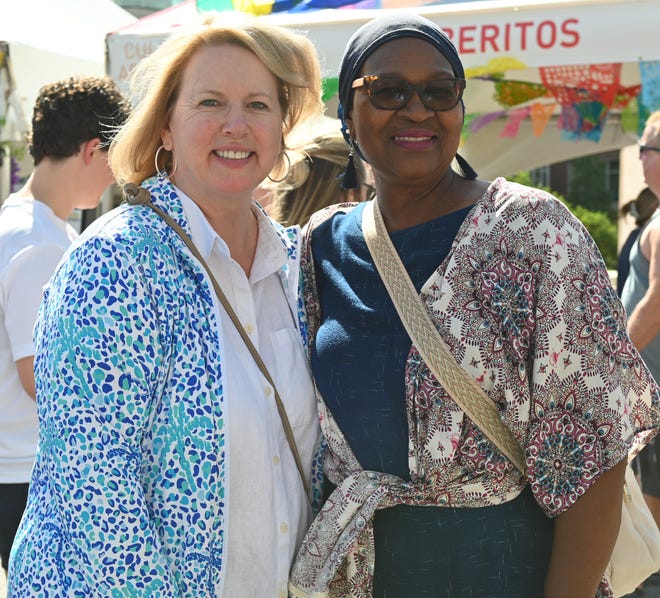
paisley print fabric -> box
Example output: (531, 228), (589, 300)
(289, 178), (660, 598)
(8, 175), (315, 596)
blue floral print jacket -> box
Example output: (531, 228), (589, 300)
(8, 176), (317, 596)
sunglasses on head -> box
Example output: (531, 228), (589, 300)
(639, 143), (660, 158)
(352, 75), (466, 112)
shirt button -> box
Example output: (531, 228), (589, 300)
(245, 323), (254, 335)
(278, 590), (287, 598)
(264, 386), (272, 397)
(280, 522), (289, 534)
(273, 455), (280, 465)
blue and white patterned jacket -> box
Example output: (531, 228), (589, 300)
(8, 175), (318, 597)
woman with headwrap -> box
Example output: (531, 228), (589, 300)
(289, 13), (660, 598)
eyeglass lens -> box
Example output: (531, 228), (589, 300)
(362, 76), (464, 111)
(639, 144), (660, 158)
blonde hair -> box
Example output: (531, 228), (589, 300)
(643, 111), (660, 144)
(109, 14), (324, 185)
(267, 126), (371, 227)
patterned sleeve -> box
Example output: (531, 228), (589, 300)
(300, 214), (322, 351)
(32, 234), (178, 594)
(513, 187), (660, 516)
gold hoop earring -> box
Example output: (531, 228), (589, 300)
(155, 144), (177, 178)
(266, 151), (291, 184)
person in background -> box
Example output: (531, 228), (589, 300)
(289, 14), (660, 598)
(617, 187), (658, 296)
(622, 111), (660, 530)
(9, 16), (323, 596)
(0, 75), (128, 575)
(265, 118), (373, 227)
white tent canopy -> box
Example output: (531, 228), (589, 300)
(0, 0), (135, 199)
(105, 0), (660, 178)
(0, 0), (136, 144)
(107, 0), (660, 82)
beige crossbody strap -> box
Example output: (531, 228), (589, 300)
(124, 183), (311, 497)
(362, 199), (526, 474)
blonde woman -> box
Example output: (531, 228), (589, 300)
(9, 15), (323, 597)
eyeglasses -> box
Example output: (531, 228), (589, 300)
(352, 75), (466, 112)
(639, 143), (660, 158)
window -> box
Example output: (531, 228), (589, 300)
(530, 166), (550, 189)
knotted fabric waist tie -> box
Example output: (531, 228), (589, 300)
(289, 469), (445, 598)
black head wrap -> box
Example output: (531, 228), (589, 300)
(337, 13), (477, 188)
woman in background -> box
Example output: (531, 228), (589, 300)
(617, 187), (658, 295)
(266, 118), (373, 227)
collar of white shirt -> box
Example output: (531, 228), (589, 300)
(174, 186), (288, 285)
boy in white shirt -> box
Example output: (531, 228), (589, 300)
(0, 76), (128, 573)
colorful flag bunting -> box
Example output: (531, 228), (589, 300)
(461, 113), (478, 141)
(558, 104), (579, 137)
(540, 64), (621, 141)
(290, 0), (377, 10)
(197, 0), (233, 11)
(639, 61), (660, 134)
(540, 63), (621, 107)
(494, 80), (548, 107)
(530, 103), (556, 137)
(611, 85), (641, 111)
(499, 107), (531, 138)
(196, 0), (375, 14)
(469, 111), (505, 134)
(464, 58), (527, 79)
(322, 77), (339, 102)
(558, 103), (604, 142)
(621, 98), (639, 134)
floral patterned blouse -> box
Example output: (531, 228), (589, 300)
(289, 178), (660, 598)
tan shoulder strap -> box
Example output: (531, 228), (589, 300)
(124, 183), (311, 496)
(362, 199), (526, 474)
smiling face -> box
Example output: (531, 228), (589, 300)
(161, 43), (284, 209)
(346, 37), (463, 191)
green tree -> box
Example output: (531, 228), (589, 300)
(565, 203), (617, 269)
(567, 155), (617, 214)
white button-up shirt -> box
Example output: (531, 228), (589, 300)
(178, 190), (319, 597)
